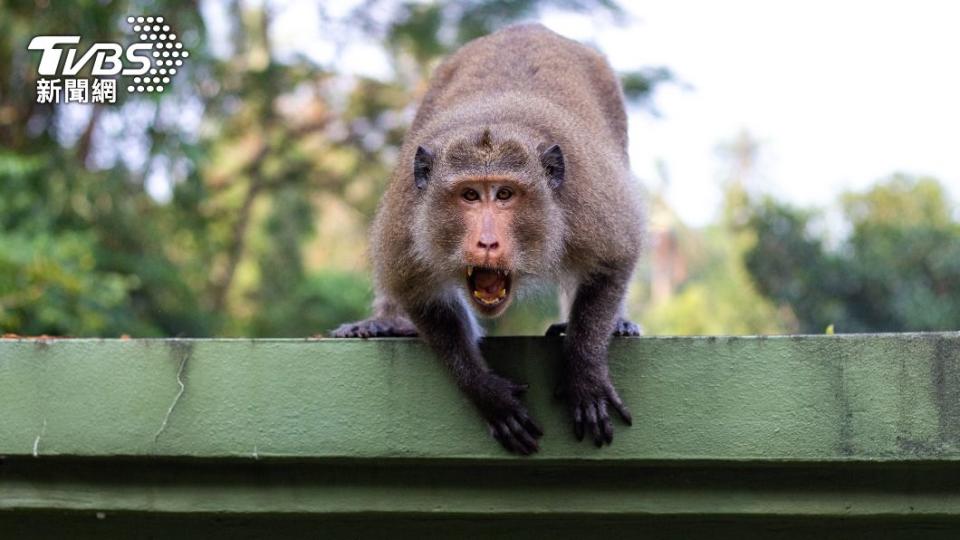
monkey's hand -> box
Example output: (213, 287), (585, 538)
(558, 368), (632, 447)
(330, 317), (418, 338)
(546, 318), (642, 337)
(468, 372), (543, 455)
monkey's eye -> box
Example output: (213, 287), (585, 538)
(462, 188), (480, 202)
(495, 188), (513, 201)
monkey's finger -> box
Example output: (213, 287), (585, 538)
(608, 391), (633, 426)
(613, 403), (632, 426)
(585, 402), (603, 448)
(517, 411), (544, 438)
(572, 405), (585, 441)
(504, 426), (534, 456)
(492, 422), (526, 455)
(511, 383), (530, 396)
(617, 320), (642, 336)
(507, 416), (539, 454)
(488, 423), (515, 453)
(597, 400), (614, 445)
(496, 420), (534, 456)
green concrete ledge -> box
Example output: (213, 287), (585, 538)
(2, 334), (960, 538)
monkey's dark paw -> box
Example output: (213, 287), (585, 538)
(473, 373), (543, 455)
(329, 317), (418, 338)
(545, 318), (642, 337)
(561, 376), (632, 447)
(613, 318), (642, 336)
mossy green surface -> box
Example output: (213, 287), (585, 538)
(1, 335), (959, 461)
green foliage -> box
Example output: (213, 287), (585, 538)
(744, 199), (852, 333)
(387, 3), (447, 64)
(643, 224), (790, 336)
(842, 175), (953, 228)
(250, 271), (375, 337)
(637, 132), (793, 336)
(745, 176), (960, 333)
(0, 229), (133, 336)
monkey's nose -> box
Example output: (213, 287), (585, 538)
(477, 237), (500, 251)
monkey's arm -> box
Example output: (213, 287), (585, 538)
(407, 298), (543, 455)
(561, 270), (634, 447)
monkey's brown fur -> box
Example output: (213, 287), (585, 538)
(333, 24), (644, 454)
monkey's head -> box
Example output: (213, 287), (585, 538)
(410, 126), (566, 317)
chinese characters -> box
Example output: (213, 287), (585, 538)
(36, 78), (117, 104)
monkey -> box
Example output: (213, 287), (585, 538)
(331, 23), (644, 454)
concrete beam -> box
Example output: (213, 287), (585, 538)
(2, 334), (960, 537)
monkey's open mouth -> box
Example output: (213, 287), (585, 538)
(466, 266), (512, 309)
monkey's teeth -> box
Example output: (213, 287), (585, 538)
(472, 290), (503, 306)
(498, 288), (506, 298)
(467, 266), (474, 277)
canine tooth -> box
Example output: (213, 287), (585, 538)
(473, 290), (482, 299)
(467, 266), (473, 277)
(498, 288), (506, 298)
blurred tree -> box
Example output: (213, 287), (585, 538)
(0, 0), (670, 337)
(745, 175), (960, 333)
(0, 1), (211, 336)
(640, 131), (791, 335)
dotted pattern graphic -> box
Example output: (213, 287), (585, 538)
(124, 16), (189, 94)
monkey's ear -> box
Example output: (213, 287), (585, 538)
(540, 144), (564, 190)
(414, 146), (434, 190)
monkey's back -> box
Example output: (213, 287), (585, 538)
(412, 24), (629, 157)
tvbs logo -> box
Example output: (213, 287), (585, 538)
(28, 16), (189, 104)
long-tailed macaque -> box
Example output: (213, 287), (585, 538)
(332, 24), (644, 454)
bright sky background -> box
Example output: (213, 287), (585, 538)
(547, 0), (960, 225)
(251, 0), (960, 226)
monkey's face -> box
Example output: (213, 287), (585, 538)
(411, 130), (566, 317)
(456, 179), (520, 316)
(418, 172), (563, 317)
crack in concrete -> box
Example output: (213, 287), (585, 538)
(154, 350), (189, 443)
(32, 417), (46, 457)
